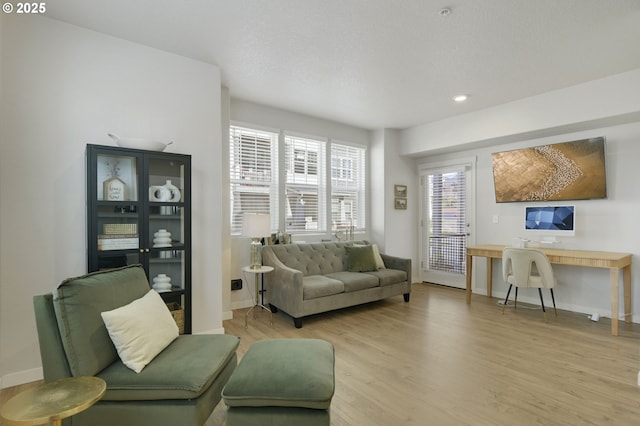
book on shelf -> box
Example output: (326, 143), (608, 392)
(98, 237), (139, 251)
(103, 223), (137, 235)
(98, 234), (140, 239)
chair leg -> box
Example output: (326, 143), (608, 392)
(514, 287), (518, 309)
(550, 288), (558, 317)
(538, 288), (547, 322)
(502, 285), (512, 314)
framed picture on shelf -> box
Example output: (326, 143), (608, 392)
(394, 184), (407, 198)
(394, 197), (407, 210)
(97, 155), (137, 201)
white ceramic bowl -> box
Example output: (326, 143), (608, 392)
(108, 133), (172, 152)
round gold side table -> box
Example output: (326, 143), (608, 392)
(1, 376), (106, 426)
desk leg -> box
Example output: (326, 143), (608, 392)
(624, 265), (632, 324)
(486, 258), (493, 299)
(466, 254), (473, 304)
(610, 268), (620, 336)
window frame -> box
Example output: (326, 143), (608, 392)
(284, 133), (327, 234)
(330, 141), (367, 233)
(229, 124), (279, 236)
(229, 124), (367, 238)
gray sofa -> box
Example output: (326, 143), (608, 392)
(33, 265), (239, 426)
(262, 241), (411, 328)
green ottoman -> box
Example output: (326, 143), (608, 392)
(222, 339), (335, 426)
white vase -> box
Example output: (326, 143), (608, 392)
(153, 229), (172, 248)
(149, 185), (171, 202)
(152, 274), (172, 292)
(163, 180), (181, 202)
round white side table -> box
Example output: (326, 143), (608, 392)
(242, 265), (274, 328)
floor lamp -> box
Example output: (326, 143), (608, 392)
(242, 213), (271, 269)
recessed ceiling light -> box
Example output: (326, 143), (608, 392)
(453, 94), (468, 102)
(439, 7), (452, 17)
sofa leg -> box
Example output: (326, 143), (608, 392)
(269, 304), (278, 313)
(293, 318), (303, 328)
(403, 293), (410, 302)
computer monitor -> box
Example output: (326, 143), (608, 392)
(524, 205), (575, 237)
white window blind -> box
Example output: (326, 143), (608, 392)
(426, 169), (466, 274)
(229, 125), (278, 235)
(284, 135), (326, 233)
(331, 143), (366, 232)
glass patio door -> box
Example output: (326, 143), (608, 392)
(419, 164), (473, 288)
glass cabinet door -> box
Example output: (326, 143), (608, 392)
(91, 151), (143, 271)
(147, 157), (188, 295)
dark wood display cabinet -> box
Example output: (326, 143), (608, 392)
(86, 144), (192, 333)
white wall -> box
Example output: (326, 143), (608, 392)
(380, 129), (418, 262)
(224, 100), (372, 312)
(370, 129), (419, 280)
(370, 130), (386, 248)
(0, 16), (223, 388)
(398, 70), (640, 321)
(221, 87), (232, 319)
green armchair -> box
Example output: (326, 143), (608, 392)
(33, 265), (239, 426)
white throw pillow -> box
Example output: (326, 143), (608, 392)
(101, 289), (178, 373)
(372, 244), (386, 269)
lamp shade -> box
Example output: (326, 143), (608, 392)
(242, 213), (271, 238)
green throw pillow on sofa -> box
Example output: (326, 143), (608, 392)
(345, 245), (377, 272)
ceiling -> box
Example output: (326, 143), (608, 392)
(44, 0), (640, 130)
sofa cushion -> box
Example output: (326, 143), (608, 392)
(354, 243), (386, 270)
(325, 271), (379, 292)
(363, 268), (408, 287)
(101, 290), (179, 373)
(98, 334), (240, 400)
(345, 245), (377, 272)
(222, 339), (334, 409)
(264, 241), (371, 276)
(371, 244), (386, 269)
(53, 265), (150, 377)
(303, 275), (345, 300)
(267, 243), (347, 276)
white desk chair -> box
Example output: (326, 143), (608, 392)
(502, 247), (557, 321)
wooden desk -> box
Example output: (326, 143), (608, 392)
(465, 244), (632, 336)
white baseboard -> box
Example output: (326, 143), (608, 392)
(488, 288), (639, 323)
(0, 367), (43, 389)
(193, 326), (225, 335)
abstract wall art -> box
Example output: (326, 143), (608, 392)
(491, 137), (607, 203)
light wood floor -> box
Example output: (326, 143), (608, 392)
(3, 283), (640, 425)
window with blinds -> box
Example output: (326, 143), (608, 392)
(229, 125), (278, 235)
(230, 125), (367, 237)
(331, 143), (366, 232)
(426, 170), (466, 274)
(284, 135), (326, 233)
